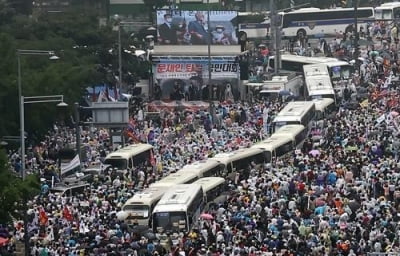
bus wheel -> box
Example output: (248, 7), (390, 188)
(297, 29), (306, 39)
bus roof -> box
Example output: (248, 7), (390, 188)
(376, 2), (400, 8)
(251, 136), (293, 151)
(192, 177), (225, 192)
(273, 55), (350, 67)
(153, 184), (203, 212)
(312, 98), (335, 111)
(105, 144), (153, 160)
(150, 171), (198, 188)
(306, 77), (334, 95)
(273, 124), (306, 137)
(123, 187), (167, 208)
(179, 159), (221, 174)
(286, 7), (373, 13)
(213, 148), (264, 166)
(275, 101), (315, 118)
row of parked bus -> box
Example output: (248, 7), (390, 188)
(113, 98), (336, 234)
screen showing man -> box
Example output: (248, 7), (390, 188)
(158, 13), (177, 45)
(188, 12), (209, 45)
(156, 10), (237, 46)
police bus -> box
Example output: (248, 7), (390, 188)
(192, 177), (226, 204)
(213, 148), (265, 178)
(271, 101), (316, 133)
(104, 144), (154, 170)
(279, 7), (375, 38)
(312, 98), (336, 121)
(272, 124), (308, 148)
(152, 184), (204, 233)
(268, 55), (353, 87)
(178, 159), (223, 178)
(150, 171), (199, 189)
(251, 136), (294, 163)
(122, 186), (167, 226)
(375, 2), (400, 21)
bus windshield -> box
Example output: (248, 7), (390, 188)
(330, 66), (352, 80)
(375, 9), (392, 20)
(123, 205), (150, 218)
(153, 212), (186, 233)
(104, 158), (127, 170)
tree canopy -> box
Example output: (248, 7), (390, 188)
(0, 148), (39, 223)
(0, 5), (126, 143)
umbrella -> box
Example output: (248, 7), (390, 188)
(309, 149), (320, 157)
(116, 211), (128, 221)
(348, 200), (361, 212)
(200, 213), (214, 220)
(391, 111), (399, 117)
(134, 50), (146, 57)
(358, 39), (374, 46)
(279, 90), (291, 96)
(143, 232), (157, 240)
(0, 237), (9, 247)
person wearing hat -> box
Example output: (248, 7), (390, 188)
(212, 25), (230, 45)
(159, 13), (178, 45)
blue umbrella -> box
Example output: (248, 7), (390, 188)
(279, 90), (291, 96)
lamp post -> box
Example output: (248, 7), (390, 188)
(20, 95), (68, 179)
(207, 0), (212, 100)
(17, 49), (59, 182)
(20, 94), (67, 256)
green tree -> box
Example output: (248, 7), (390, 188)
(0, 6), (117, 143)
(0, 149), (39, 224)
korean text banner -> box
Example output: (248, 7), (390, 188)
(156, 10), (238, 45)
(155, 63), (239, 79)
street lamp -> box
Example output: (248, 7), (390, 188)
(20, 94), (68, 180)
(17, 49), (59, 182)
(19, 94), (67, 256)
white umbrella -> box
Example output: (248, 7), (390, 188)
(116, 210), (128, 221)
(134, 50), (146, 57)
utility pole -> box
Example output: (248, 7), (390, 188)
(270, 0), (281, 75)
(353, 0), (359, 61)
(207, 0), (212, 101)
(74, 103), (81, 161)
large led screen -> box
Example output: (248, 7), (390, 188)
(156, 10), (238, 45)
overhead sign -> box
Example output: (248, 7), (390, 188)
(155, 62), (238, 79)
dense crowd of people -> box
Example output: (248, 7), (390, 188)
(1, 23), (400, 256)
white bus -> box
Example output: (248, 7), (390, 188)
(192, 177), (226, 204)
(104, 144), (154, 170)
(278, 7), (375, 38)
(272, 124), (308, 148)
(152, 184), (204, 233)
(303, 64), (336, 102)
(213, 148), (265, 178)
(268, 55), (353, 85)
(272, 101), (316, 132)
(251, 136), (294, 162)
(150, 171), (199, 189)
(237, 12), (270, 39)
(312, 98), (336, 120)
(122, 186), (167, 226)
(178, 159), (223, 178)
(375, 2), (400, 21)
